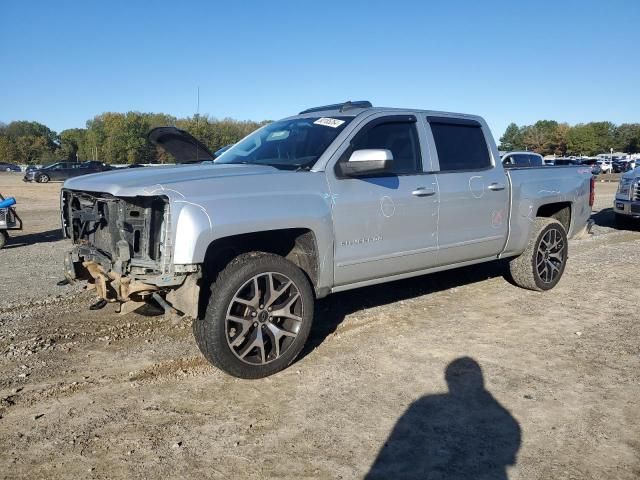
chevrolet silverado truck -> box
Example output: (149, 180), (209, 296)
(61, 101), (594, 378)
(613, 167), (640, 227)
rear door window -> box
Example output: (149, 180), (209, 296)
(428, 117), (491, 171)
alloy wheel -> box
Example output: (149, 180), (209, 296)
(225, 272), (303, 365)
(536, 227), (566, 284)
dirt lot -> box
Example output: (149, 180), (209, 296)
(0, 172), (639, 479)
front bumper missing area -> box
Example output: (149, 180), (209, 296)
(65, 251), (200, 318)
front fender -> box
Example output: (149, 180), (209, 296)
(170, 174), (335, 290)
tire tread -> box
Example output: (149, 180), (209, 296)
(509, 217), (567, 291)
(193, 252), (313, 379)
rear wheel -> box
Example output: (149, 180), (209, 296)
(509, 218), (568, 291)
(193, 252), (314, 379)
(38, 174), (50, 183)
(0, 231), (7, 249)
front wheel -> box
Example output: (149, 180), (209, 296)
(193, 252), (314, 379)
(38, 174), (50, 183)
(0, 230), (7, 249)
(509, 218), (568, 291)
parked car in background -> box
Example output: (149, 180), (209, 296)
(613, 159), (635, 173)
(501, 152), (544, 168)
(597, 159), (613, 173)
(24, 161), (111, 183)
(0, 162), (22, 172)
(613, 167), (640, 227)
(591, 164), (602, 175)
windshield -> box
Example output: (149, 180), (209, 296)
(214, 117), (352, 170)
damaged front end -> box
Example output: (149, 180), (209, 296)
(61, 189), (200, 318)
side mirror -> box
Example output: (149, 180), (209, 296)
(339, 149), (393, 177)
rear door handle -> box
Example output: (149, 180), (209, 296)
(488, 183), (506, 191)
(412, 187), (436, 197)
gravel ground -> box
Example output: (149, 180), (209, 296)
(0, 174), (81, 309)
(0, 172), (639, 480)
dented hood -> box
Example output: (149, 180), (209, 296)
(148, 126), (216, 163)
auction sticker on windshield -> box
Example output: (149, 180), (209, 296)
(314, 117), (345, 128)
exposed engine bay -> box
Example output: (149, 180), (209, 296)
(61, 189), (199, 318)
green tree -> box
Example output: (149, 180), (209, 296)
(518, 120), (565, 155)
(2, 121), (59, 163)
(14, 135), (52, 164)
(0, 135), (19, 162)
(566, 124), (598, 155)
(59, 128), (87, 160)
(614, 123), (640, 153)
(499, 123), (522, 151)
(589, 121), (616, 153)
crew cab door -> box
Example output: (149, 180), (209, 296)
(426, 116), (509, 265)
(326, 114), (439, 286)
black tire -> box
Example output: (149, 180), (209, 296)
(193, 252), (314, 379)
(509, 218), (568, 291)
(0, 230), (7, 249)
(38, 174), (50, 183)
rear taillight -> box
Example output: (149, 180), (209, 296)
(589, 176), (595, 207)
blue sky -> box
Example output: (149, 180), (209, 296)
(1, 0), (638, 138)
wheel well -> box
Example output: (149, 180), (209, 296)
(202, 228), (319, 288)
(537, 202), (571, 231)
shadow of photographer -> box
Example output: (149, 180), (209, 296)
(366, 357), (521, 480)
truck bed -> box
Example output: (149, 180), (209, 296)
(501, 165), (593, 257)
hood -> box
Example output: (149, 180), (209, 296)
(621, 166), (640, 181)
(148, 127), (216, 163)
(63, 163), (279, 197)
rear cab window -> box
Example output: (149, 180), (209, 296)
(427, 117), (491, 172)
(502, 153), (543, 167)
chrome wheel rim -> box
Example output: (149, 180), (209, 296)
(536, 228), (565, 284)
(226, 272), (303, 365)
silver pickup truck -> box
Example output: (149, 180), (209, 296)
(61, 101), (594, 378)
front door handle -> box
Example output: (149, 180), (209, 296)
(488, 183), (506, 191)
(412, 187), (436, 197)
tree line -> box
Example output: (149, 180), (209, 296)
(1, 113), (639, 165)
(499, 120), (640, 156)
(0, 112), (269, 165)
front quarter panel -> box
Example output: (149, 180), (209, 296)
(167, 173), (335, 289)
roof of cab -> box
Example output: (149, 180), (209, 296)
(291, 100), (486, 124)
